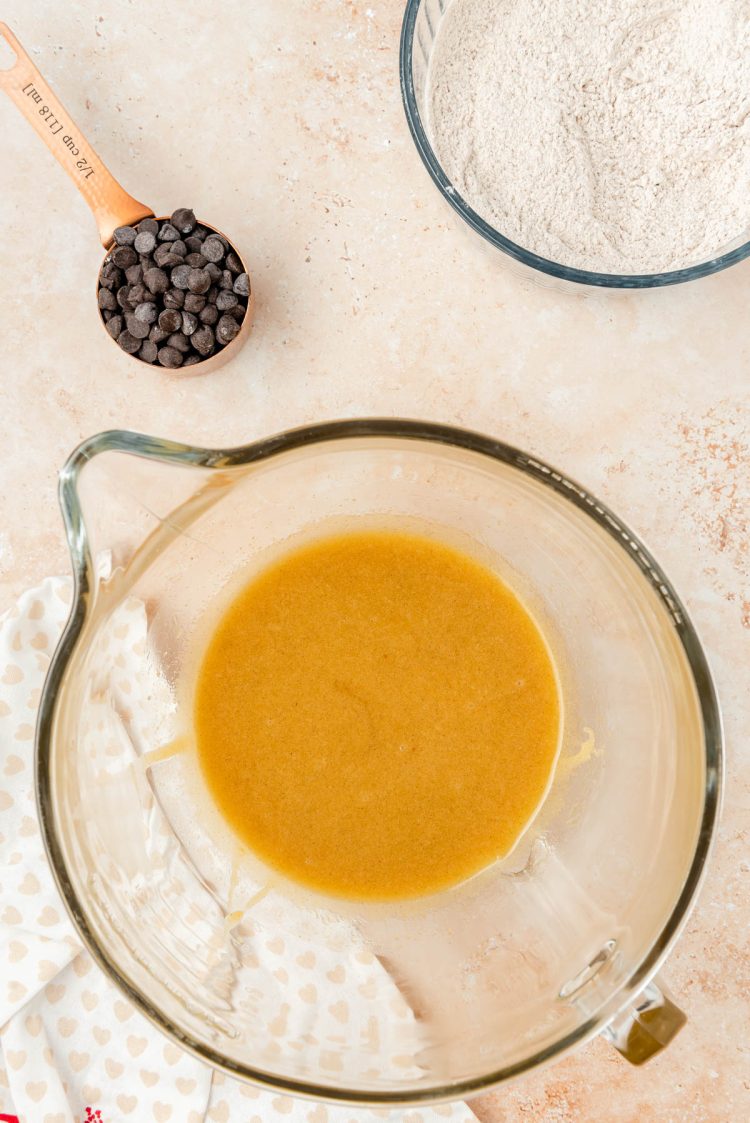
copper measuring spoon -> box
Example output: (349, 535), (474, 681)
(0, 22), (253, 371)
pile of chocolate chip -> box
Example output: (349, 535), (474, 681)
(97, 208), (250, 368)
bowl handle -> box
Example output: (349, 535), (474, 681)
(601, 975), (686, 1064)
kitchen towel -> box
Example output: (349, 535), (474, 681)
(0, 576), (478, 1123)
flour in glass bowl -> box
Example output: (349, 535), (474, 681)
(427, 0), (750, 274)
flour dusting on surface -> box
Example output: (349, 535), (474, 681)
(428, 0), (750, 273)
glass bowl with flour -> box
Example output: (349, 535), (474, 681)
(400, 0), (750, 287)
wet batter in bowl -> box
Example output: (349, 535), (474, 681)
(194, 530), (561, 900)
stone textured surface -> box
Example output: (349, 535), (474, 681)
(0, 2), (747, 1120)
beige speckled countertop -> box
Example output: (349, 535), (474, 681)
(0, 2), (748, 1120)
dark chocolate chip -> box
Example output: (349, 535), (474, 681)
(200, 237), (225, 263)
(137, 217), (159, 236)
(128, 283), (147, 306)
(99, 262), (122, 289)
(185, 252), (205, 268)
(125, 313), (151, 340)
(229, 303), (245, 322)
(105, 314), (123, 339)
(181, 311), (198, 336)
(158, 308), (182, 333)
(149, 325), (168, 343)
(171, 264), (192, 290)
(167, 331), (190, 353)
(220, 269), (233, 289)
(203, 261), (222, 283)
(112, 245), (137, 269)
(116, 285), (134, 311)
(199, 303), (219, 326)
(171, 208), (196, 235)
(144, 267), (169, 295)
(98, 288), (117, 311)
(216, 314), (240, 345)
(188, 268), (211, 294)
(183, 353), (203, 366)
(134, 301), (158, 324)
(163, 288), (186, 310)
(216, 290), (238, 312)
(183, 292), (206, 313)
(134, 230), (156, 254)
(157, 345), (184, 368)
(193, 226), (208, 241)
(158, 222), (180, 242)
(226, 251), (243, 274)
(171, 240), (187, 257)
(233, 272), (250, 297)
(139, 340), (158, 364)
(184, 236), (203, 254)
(117, 329), (141, 354)
(191, 325), (215, 356)
(113, 225), (137, 246)
(124, 263), (143, 285)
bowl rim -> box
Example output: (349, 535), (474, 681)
(399, 0), (750, 290)
(36, 418), (723, 1105)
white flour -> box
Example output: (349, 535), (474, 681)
(427, 0), (750, 273)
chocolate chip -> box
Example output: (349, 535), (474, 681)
(183, 292), (206, 313)
(125, 263), (143, 285)
(188, 268), (211, 294)
(200, 237), (225, 263)
(144, 267), (169, 294)
(137, 217), (159, 236)
(185, 252), (205, 268)
(157, 345), (184, 368)
(158, 308), (182, 333)
(139, 340), (158, 363)
(193, 226), (208, 241)
(128, 283), (147, 306)
(125, 313), (151, 340)
(226, 251), (243, 274)
(229, 303), (245, 322)
(117, 329), (141, 354)
(185, 236), (203, 254)
(105, 314), (123, 339)
(233, 272), (250, 297)
(220, 269), (233, 289)
(113, 225), (137, 246)
(199, 303), (219, 326)
(171, 207), (196, 234)
(191, 325), (215, 356)
(98, 288), (117, 311)
(149, 325), (169, 343)
(134, 301), (158, 324)
(112, 245), (137, 269)
(167, 331), (191, 353)
(183, 353), (203, 366)
(181, 310), (198, 336)
(163, 288), (185, 310)
(99, 262), (120, 289)
(134, 231), (156, 254)
(216, 290), (238, 311)
(158, 223), (180, 242)
(155, 249), (182, 269)
(171, 240), (187, 257)
(216, 314), (240, 345)
(171, 264), (191, 290)
(116, 286), (133, 311)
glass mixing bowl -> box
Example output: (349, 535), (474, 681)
(37, 420), (722, 1105)
(400, 0), (750, 289)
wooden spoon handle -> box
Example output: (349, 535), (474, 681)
(0, 22), (153, 247)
